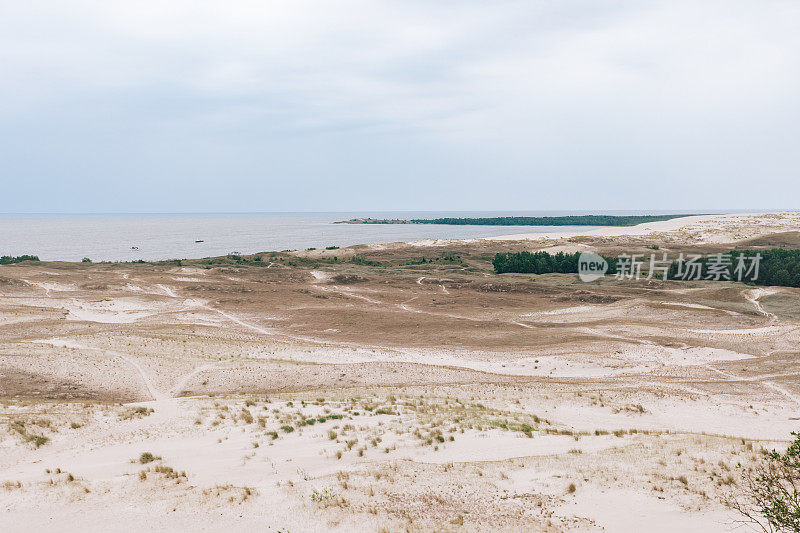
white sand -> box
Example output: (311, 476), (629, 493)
(487, 211), (800, 244)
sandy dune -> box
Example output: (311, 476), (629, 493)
(488, 211), (800, 244)
(1, 212), (800, 531)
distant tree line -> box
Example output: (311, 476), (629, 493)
(694, 249), (800, 287)
(0, 255), (40, 265)
(401, 252), (463, 265)
(413, 215), (694, 226)
(493, 251), (598, 274)
(342, 214), (696, 226)
(492, 249), (800, 288)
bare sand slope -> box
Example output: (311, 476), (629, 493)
(488, 211), (800, 244)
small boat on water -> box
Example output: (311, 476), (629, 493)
(131, 246), (139, 250)
(195, 240), (204, 243)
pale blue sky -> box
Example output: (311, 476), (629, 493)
(1, 0), (798, 213)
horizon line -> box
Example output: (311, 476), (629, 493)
(0, 209), (790, 216)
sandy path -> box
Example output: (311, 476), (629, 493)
(21, 279), (51, 297)
(26, 335), (219, 403)
(154, 281), (281, 338)
(113, 350), (166, 401)
(310, 270), (383, 304)
(27, 338), (165, 401)
(312, 271), (577, 331)
(704, 363), (800, 407)
(700, 288), (800, 407)
(157, 284), (178, 298)
(762, 381), (800, 407)
(744, 287), (778, 323)
(168, 364), (218, 396)
(201, 305), (274, 335)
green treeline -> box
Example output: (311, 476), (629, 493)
(707, 249), (800, 287)
(492, 249), (800, 288)
(347, 214), (696, 226)
(493, 251), (599, 274)
(413, 215), (692, 226)
(0, 255), (40, 265)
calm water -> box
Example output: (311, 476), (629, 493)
(0, 212), (608, 262)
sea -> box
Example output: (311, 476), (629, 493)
(0, 211), (692, 262)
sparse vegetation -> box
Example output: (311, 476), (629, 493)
(120, 406), (154, 420)
(727, 433), (800, 532)
(350, 255), (381, 267)
(138, 452), (160, 464)
(8, 420), (49, 448)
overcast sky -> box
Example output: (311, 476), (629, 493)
(1, 0), (798, 213)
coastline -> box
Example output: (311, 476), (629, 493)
(486, 213), (721, 241)
(3, 212), (798, 264)
(478, 211), (799, 246)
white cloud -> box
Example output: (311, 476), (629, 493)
(0, 0), (798, 210)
